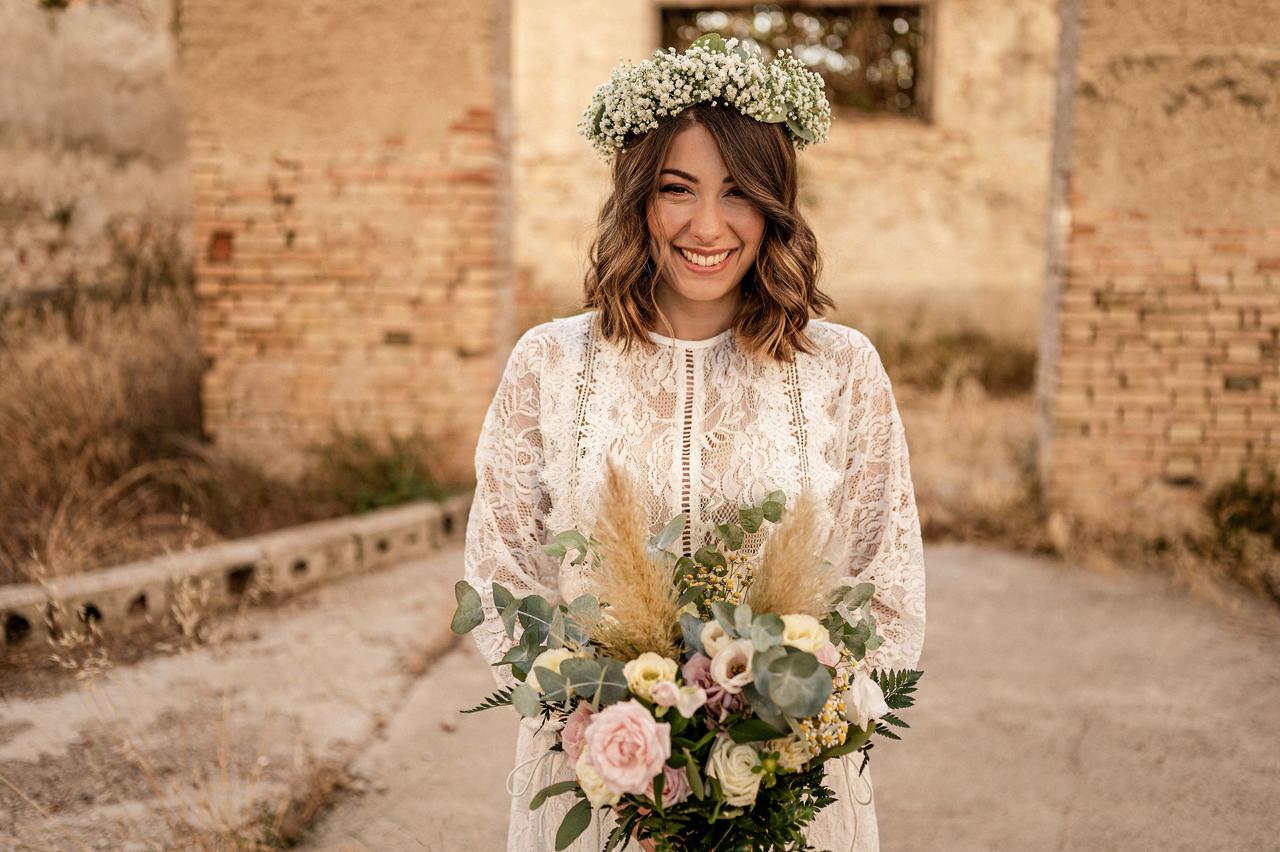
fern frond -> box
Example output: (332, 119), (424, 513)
(880, 711), (909, 729)
(872, 668), (922, 710)
(461, 686), (514, 714)
(872, 720), (901, 741)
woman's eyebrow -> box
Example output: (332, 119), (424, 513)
(659, 168), (733, 184)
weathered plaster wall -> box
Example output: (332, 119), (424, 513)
(511, 0), (1059, 329)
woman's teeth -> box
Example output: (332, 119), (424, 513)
(678, 247), (732, 267)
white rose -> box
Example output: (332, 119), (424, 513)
(842, 669), (890, 729)
(622, 652), (679, 702)
(700, 620), (733, 657)
(575, 748), (621, 808)
(780, 613), (830, 654)
(709, 639), (754, 695)
(704, 735), (762, 807)
(527, 648), (575, 694)
(765, 736), (811, 773)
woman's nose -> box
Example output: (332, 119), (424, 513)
(688, 197), (724, 244)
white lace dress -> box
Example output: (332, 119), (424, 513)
(461, 309), (926, 852)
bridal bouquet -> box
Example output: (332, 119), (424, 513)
(451, 458), (922, 851)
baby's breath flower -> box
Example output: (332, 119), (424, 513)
(579, 33), (831, 160)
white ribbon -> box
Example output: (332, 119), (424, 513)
(842, 754), (874, 852)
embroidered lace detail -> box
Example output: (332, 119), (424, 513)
(461, 310), (925, 850)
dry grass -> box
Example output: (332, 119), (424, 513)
(586, 455), (683, 659)
(0, 281), (458, 586)
(0, 585), (354, 851)
(747, 488), (840, 619)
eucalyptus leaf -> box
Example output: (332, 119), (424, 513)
(733, 603), (754, 636)
(450, 581), (483, 634)
(694, 545), (727, 571)
(844, 582), (876, 609)
(511, 684), (542, 717)
(743, 682), (788, 734)
(738, 505), (764, 533)
(535, 667), (570, 702)
(555, 798), (593, 850)
(710, 600), (739, 636)
(691, 32), (728, 53)
(762, 500), (784, 523)
(680, 613), (707, 656)
(785, 116), (816, 142)
(762, 650), (832, 718)
(561, 658), (629, 707)
(654, 513), (686, 550)
(494, 583), (520, 638)
(749, 613), (784, 652)
(673, 555), (697, 587)
(547, 609), (567, 649)
(714, 522), (745, 551)
(517, 596), (555, 645)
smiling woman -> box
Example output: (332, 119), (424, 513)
(583, 100), (833, 360)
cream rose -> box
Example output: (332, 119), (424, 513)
(843, 668), (890, 729)
(575, 748), (621, 808)
(527, 647), (575, 693)
(700, 620), (733, 657)
(709, 639), (754, 694)
(582, 699), (672, 794)
(623, 652), (679, 702)
(705, 735), (763, 807)
(780, 613), (830, 654)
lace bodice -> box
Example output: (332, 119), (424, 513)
(461, 308), (926, 851)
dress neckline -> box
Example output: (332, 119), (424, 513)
(644, 326), (734, 349)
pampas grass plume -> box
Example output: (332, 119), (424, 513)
(746, 487), (838, 618)
(586, 455), (681, 660)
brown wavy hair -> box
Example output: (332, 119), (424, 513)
(582, 101), (834, 364)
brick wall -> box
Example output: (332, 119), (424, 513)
(180, 1), (512, 481)
(1040, 0), (1280, 508)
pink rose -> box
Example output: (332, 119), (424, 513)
(647, 764), (692, 808)
(583, 699), (672, 795)
(561, 702), (595, 764)
(815, 641), (840, 667)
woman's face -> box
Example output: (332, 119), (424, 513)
(647, 123), (766, 306)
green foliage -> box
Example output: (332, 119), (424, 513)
(450, 581), (483, 633)
(555, 798), (593, 850)
(461, 686), (514, 714)
(303, 430), (451, 514)
(873, 668), (923, 711)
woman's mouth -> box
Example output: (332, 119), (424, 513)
(675, 246), (737, 274)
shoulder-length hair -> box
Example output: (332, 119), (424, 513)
(582, 101), (834, 364)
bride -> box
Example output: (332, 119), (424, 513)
(462, 35), (926, 852)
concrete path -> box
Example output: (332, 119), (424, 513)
(305, 544), (1280, 852)
(0, 550), (461, 851)
(4, 543), (1279, 851)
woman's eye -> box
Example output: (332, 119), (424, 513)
(726, 188), (745, 198)
(660, 183), (690, 195)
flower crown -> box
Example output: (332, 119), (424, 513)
(579, 33), (832, 160)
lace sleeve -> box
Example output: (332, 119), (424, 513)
(837, 340), (927, 672)
(462, 328), (560, 690)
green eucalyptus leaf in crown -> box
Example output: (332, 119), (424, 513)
(578, 33), (832, 159)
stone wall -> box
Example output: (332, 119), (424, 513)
(1039, 0), (1280, 507)
(181, 0), (512, 480)
(511, 0), (1059, 329)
